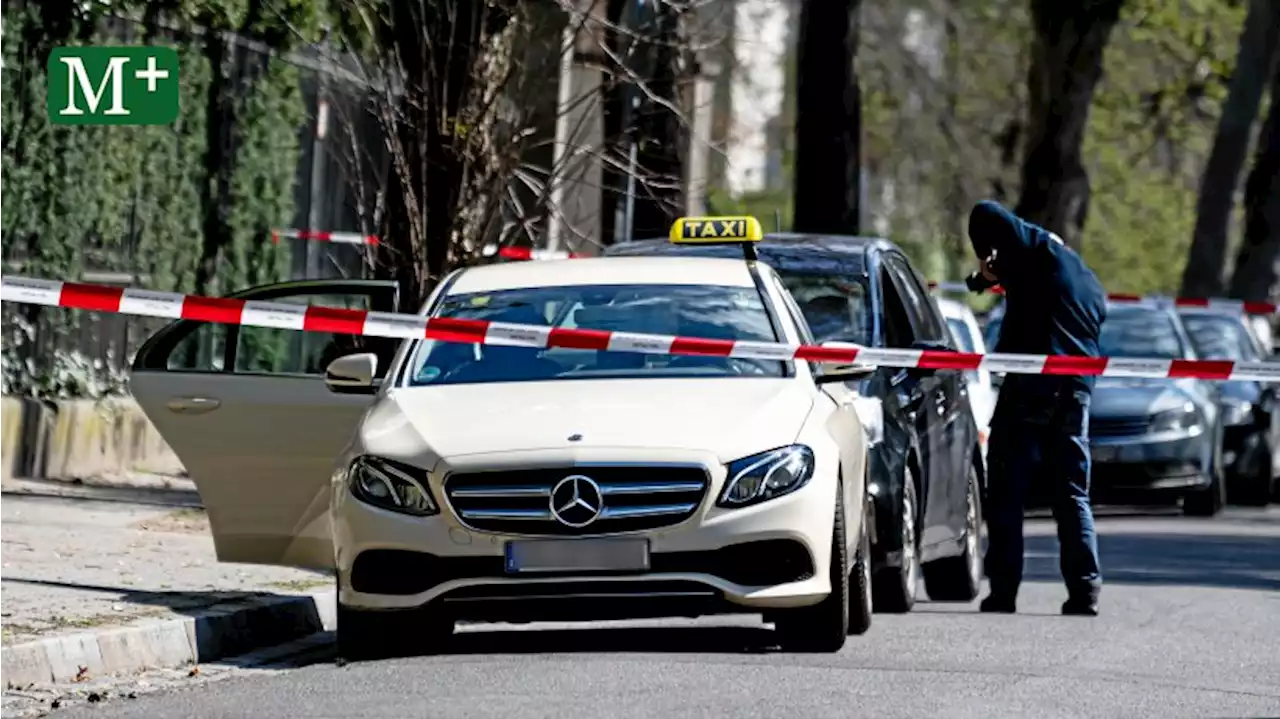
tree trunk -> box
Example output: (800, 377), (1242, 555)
(1013, 0), (1125, 250)
(373, 0), (487, 311)
(792, 0), (861, 235)
(192, 0), (280, 297)
(1226, 64), (1280, 302)
(1180, 0), (1280, 299)
(629, 0), (685, 241)
(599, 0), (631, 246)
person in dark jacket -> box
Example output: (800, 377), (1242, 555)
(965, 200), (1107, 616)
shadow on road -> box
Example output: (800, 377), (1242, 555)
(1023, 532), (1280, 591)
(443, 624), (779, 656)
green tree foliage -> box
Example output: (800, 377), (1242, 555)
(709, 0), (1246, 301)
(1, 1), (312, 398)
(1083, 0), (1246, 297)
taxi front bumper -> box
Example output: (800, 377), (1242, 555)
(331, 458), (842, 619)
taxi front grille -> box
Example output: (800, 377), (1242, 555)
(443, 465), (710, 536)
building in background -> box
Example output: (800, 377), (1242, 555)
(724, 0), (792, 196)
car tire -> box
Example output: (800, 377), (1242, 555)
(337, 599), (454, 662)
(1183, 450), (1226, 517)
(847, 496), (874, 636)
(775, 482), (850, 653)
(923, 460), (983, 601)
(872, 467), (918, 613)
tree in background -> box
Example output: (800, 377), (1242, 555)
(1226, 62), (1280, 301)
(792, 0), (862, 235)
(1179, 0), (1280, 299)
(1014, 0), (1126, 250)
(628, 0), (689, 240)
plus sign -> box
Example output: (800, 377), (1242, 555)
(134, 55), (169, 93)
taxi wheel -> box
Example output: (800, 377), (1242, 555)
(923, 462), (983, 601)
(337, 602), (454, 662)
(847, 497), (874, 636)
(775, 482), (850, 652)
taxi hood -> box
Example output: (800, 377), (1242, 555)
(356, 378), (815, 465)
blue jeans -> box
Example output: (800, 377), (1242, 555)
(983, 385), (1102, 600)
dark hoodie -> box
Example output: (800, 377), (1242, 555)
(968, 201), (1107, 411)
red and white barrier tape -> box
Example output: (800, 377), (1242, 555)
(271, 229), (380, 246)
(927, 280), (1278, 315)
(4, 276), (1279, 382)
(483, 246), (585, 261)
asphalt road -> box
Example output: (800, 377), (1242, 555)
(54, 509), (1280, 719)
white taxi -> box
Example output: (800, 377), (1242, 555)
(129, 216), (877, 657)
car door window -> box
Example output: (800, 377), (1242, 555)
(140, 283), (399, 378)
(884, 255), (946, 343)
(878, 266), (917, 349)
(233, 294), (378, 376)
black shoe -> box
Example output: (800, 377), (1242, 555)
(979, 593), (1017, 613)
(1061, 598), (1098, 616)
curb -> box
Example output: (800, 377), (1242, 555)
(1, 590), (335, 687)
(1, 476), (203, 508)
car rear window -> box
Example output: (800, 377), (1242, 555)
(775, 273), (871, 346)
(405, 284), (787, 386)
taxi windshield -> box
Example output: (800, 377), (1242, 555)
(407, 284), (787, 386)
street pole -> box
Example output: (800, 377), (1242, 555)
(305, 31), (330, 280)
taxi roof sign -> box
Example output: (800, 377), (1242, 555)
(669, 216), (764, 245)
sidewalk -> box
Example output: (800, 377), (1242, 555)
(1, 480), (335, 688)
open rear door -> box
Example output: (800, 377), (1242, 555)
(129, 279), (400, 570)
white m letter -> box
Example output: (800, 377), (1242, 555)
(59, 57), (130, 116)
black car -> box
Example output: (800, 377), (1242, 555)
(1178, 306), (1280, 505)
(604, 235), (985, 612)
(986, 301), (1226, 515)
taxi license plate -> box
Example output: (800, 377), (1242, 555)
(504, 538), (650, 574)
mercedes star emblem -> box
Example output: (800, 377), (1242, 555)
(549, 474), (604, 528)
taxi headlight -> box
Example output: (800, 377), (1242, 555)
(719, 445), (815, 508)
(349, 456), (438, 516)
(1149, 403), (1201, 435)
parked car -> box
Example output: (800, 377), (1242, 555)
(1177, 306), (1280, 505)
(605, 234), (985, 613)
(936, 297), (995, 464)
(988, 302), (1225, 515)
(130, 243), (881, 656)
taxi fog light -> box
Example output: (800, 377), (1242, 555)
(349, 456), (438, 516)
(719, 445), (816, 508)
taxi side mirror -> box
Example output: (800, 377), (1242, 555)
(325, 353), (380, 395)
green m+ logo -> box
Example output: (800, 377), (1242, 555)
(48, 46), (180, 126)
